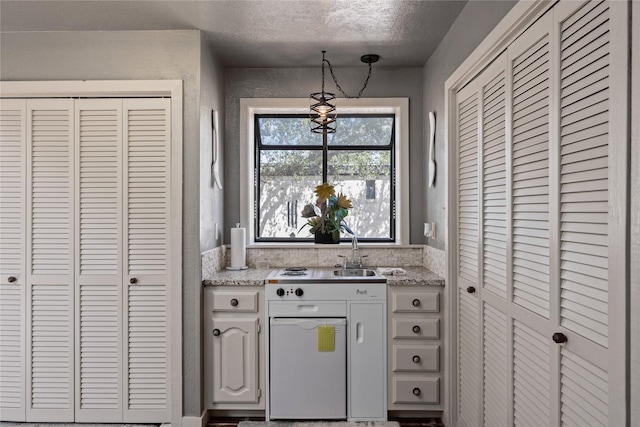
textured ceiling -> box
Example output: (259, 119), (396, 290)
(0, 0), (468, 68)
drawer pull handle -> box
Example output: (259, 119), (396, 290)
(552, 332), (567, 344)
(230, 298), (239, 307)
(412, 325), (421, 334)
(7, 276), (17, 283)
(412, 298), (421, 307)
(412, 355), (421, 363)
(130, 278), (138, 284)
(412, 387), (421, 396)
(467, 286), (476, 293)
(213, 329), (221, 336)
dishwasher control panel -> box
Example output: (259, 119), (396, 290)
(274, 287), (303, 297)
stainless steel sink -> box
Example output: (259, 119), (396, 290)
(333, 269), (379, 277)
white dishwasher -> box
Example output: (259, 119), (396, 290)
(269, 317), (347, 419)
(265, 269), (387, 421)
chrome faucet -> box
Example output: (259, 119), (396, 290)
(338, 232), (367, 269)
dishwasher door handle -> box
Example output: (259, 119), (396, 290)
(356, 321), (364, 344)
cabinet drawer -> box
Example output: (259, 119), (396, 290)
(392, 377), (439, 405)
(392, 318), (439, 339)
(392, 290), (439, 313)
(211, 290), (258, 312)
(392, 344), (439, 372)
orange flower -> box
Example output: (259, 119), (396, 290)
(314, 182), (335, 201)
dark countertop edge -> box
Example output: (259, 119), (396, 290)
(202, 266), (445, 287)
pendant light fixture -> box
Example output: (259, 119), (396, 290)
(309, 50), (380, 134)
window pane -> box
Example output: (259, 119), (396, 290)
(258, 116), (321, 146)
(327, 116), (393, 146)
(327, 150), (392, 239)
(258, 150), (321, 239)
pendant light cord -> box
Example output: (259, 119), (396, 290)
(324, 59), (373, 99)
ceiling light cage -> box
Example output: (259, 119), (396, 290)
(310, 51), (337, 134)
(310, 50), (379, 134)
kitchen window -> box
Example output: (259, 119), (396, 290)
(256, 114), (394, 242)
(240, 98), (409, 244)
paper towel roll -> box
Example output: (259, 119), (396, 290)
(230, 225), (246, 268)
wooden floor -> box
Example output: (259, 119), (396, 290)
(207, 417), (444, 427)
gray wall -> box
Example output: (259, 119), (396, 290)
(195, 36), (226, 417)
(0, 29), (204, 420)
(422, 0), (517, 250)
(224, 67), (424, 244)
(632, 1), (639, 422)
(200, 36), (225, 253)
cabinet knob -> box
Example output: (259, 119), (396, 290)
(412, 387), (421, 396)
(130, 278), (138, 284)
(412, 298), (421, 307)
(213, 329), (221, 336)
(467, 286), (476, 294)
(7, 276), (16, 283)
(412, 325), (421, 334)
(412, 355), (421, 363)
(552, 332), (567, 344)
(230, 298), (239, 307)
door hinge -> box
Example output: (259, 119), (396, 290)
(257, 322), (261, 333)
(258, 388), (262, 398)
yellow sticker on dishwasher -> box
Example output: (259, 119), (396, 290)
(317, 325), (335, 352)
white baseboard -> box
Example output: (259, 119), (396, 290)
(183, 410), (208, 427)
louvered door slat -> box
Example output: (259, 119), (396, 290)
(74, 100), (123, 421)
(458, 92), (479, 286)
(560, 347), (608, 426)
(483, 304), (508, 427)
(512, 320), (550, 427)
(0, 100), (26, 420)
(482, 72), (507, 299)
(26, 100), (74, 421)
(458, 289), (480, 427)
(559, 0), (609, 348)
(511, 27), (551, 318)
(123, 99), (170, 421)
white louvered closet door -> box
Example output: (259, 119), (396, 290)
(123, 98), (171, 422)
(74, 99), (123, 422)
(26, 99), (75, 422)
(453, 0), (629, 425)
(0, 99), (26, 421)
(455, 79), (481, 427)
(477, 54), (510, 427)
(507, 12), (555, 427)
(554, 0), (627, 424)
(455, 52), (511, 427)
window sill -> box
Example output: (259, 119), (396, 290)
(244, 242), (424, 249)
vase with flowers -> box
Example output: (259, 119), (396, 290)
(300, 182), (353, 244)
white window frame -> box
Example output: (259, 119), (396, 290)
(240, 97), (409, 245)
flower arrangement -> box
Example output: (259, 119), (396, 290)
(300, 182), (353, 238)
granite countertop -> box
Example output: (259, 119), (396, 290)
(202, 266), (444, 287)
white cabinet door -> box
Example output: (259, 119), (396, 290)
(210, 318), (259, 403)
(26, 99), (75, 422)
(349, 302), (386, 421)
(122, 99), (171, 422)
(74, 99), (124, 422)
(0, 99), (26, 421)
